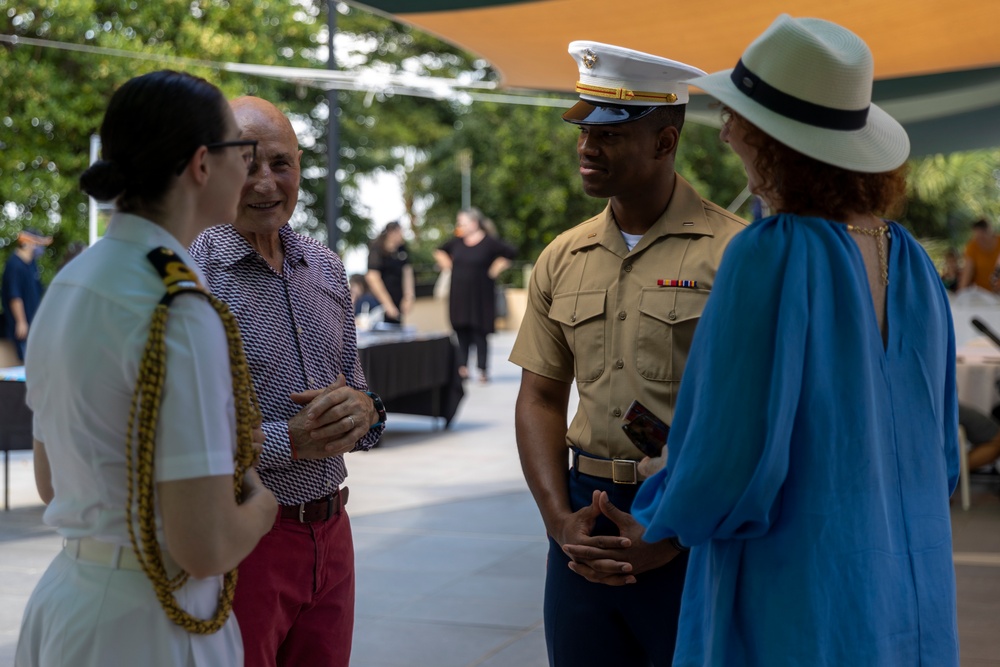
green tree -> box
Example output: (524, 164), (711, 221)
(1, 0), (319, 282)
(305, 5), (490, 249)
(901, 149), (1000, 243)
(0, 2), (490, 282)
(676, 122), (753, 217)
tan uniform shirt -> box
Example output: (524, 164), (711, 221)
(510, 175), (747, 460)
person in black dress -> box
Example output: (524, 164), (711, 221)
(366, 221), (415, 325)
(434, 208), (516, 383)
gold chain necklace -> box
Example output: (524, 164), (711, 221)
(846, 224), (890, 285)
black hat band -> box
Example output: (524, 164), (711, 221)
(730, 59), (869, 131)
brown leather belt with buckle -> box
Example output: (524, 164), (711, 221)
(279, 486), (349, 523)
(572, 451), (640, 485)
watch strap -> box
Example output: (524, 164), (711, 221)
(365, 390), (386, 428)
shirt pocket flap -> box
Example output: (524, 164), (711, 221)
(549, 290), (606, 327)
(638, 288), (710, 325)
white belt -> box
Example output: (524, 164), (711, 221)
(63, 537), (178, 573)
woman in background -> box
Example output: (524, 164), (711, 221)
(434, 208), (515, 383)
(366, 221), (415, 325)
(17, 70), (276, 667)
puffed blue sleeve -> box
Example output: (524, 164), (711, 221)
(633, 218), (809, 545)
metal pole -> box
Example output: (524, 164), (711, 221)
(458, 149), (472, 210)
(88, 135), (100, 245)
(325, 0), (341, 250)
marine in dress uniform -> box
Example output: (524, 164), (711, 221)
(509, 41), (747, 667)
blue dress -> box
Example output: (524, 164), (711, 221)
(632, 214), (959, 667)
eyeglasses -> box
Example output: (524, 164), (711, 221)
(205, 139), (258, 170)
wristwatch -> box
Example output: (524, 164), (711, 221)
(365, 391), (386, 429)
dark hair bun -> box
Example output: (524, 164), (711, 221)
(80, 159), (129, 201)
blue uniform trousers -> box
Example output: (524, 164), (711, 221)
(544, 466), (689, 667)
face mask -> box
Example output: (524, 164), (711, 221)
(32, 246), (45, 260)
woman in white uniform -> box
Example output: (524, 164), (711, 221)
(16, 70), (278, 666)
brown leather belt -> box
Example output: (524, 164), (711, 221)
(572, 451), (640, 485)
(279, 486), (349, 523)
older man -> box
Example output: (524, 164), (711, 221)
(189, 96), (386, 667)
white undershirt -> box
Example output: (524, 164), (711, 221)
(621, 230), (643, 252)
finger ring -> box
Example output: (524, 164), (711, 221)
(347, 415), (356, 430)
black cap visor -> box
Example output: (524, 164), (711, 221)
(562, 100), (657, 125)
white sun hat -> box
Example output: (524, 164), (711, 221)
(689, 14), (909, 173)
(563, 41), (706, 125)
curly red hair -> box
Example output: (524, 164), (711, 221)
(726, 109), (908, 220)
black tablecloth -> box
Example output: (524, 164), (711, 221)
(0, 380), (32, 453)
(0, 380), (32, 509)
(357, 332), (464, 426)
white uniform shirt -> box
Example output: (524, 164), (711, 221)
(25, 213), (236, 545)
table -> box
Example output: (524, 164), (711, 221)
(956, 338), (1000, 416)
(0, 369), (32, 510)
(356, 331), (464, 428)
(949, 290), (1000, 348)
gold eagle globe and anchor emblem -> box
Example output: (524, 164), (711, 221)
(582, 48), (598, 69)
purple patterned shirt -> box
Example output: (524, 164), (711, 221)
(190, 224), (381, 505)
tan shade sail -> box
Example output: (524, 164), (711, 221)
(359, 0), (998, 91)
(353, 0), (1000, 154)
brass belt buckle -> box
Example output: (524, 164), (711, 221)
(611, 459), (638, 485)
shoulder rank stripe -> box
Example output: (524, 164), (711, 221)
(657, 279), (698, 288)
(146, 247), (208, 304)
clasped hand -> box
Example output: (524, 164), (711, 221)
(558, 490), (679, 586)
(287, 374), (375, 459)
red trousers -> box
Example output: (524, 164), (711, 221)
(233, 508), (355, 667)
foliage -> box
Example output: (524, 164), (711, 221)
(900, 150), (1000, 245)
(675, 122), (753, 218)
(302, 5), (490, 248)
(0, 2), (489, 284)
(0, 0), (320, 283)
